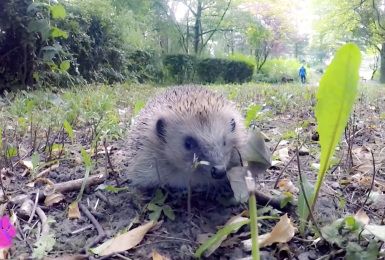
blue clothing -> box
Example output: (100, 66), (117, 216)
(299, 66), (306, 83)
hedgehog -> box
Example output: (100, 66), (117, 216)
(125, 85), (247, 189)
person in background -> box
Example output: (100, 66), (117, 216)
(299, 65), (307, 84)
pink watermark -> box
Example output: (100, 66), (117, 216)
(0, 216), (16, 248)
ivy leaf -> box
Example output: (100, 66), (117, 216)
(50, 4), (66, 19)
(162, 205), (175, 221)
(60, 60), (71, 72)
(28, 19), (50, 41)
(50, 27), (68, 39)
(314, 43), (361, 202)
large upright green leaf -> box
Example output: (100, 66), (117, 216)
(314, 43), (361, 201)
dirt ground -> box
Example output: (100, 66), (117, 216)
(2, 83), (385, 259)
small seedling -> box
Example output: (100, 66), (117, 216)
(147, 189), (175, 222)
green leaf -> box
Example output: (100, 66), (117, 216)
(314, 43), (361, 203)
(63, 120), (74, 142)
(245, 104), (261, 127)
(28, 19), (50, 41)
(133, 100), (145, 116)
(6, 147), (17, 158)
(147, 203), (161, 212)
(297, 173), (314, 235)
(31, 152), (40, 171)
(344, 215), (360, 231)
(194, 220), (249, 258)
(50, 4), (66, 19)
(60, 60), (71, 72)
(162, 205), (175, 221)
(321, 218), (345, 247)
(346, 241), (379, 260)
(50, 27), (68, 39)
(149, 210), (162, 222)
(96, 184), (128, 193)
(32, 233), (56, 259)
(151, 189), (167, 205)
(80, 148), (92, 169)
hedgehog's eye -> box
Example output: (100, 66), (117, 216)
(230, 118), (236, 132)
(223, 140), (226, 146)
(184, 136), (198, 150)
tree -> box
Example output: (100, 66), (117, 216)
(314, 0), (385, 82)
(167, 0), (232, 55)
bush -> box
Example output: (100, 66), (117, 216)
(258, 58), (302, 83)
(197, 58), (254, 84)
(127, 50), (163, 83)
(163, 54), (196, 84)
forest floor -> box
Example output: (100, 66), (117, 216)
(0, 82), (385, 260)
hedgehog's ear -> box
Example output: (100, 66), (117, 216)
(156, 118), (167, 143)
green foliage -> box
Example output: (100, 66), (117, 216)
(194, 219), (250, 258)
(147, 189), (175, 222)
(163, 54), (196, 84)
(197, 58), (254, 84)
(228, 53), (256, 67)
(245, 104), (262, 127)
(32, 233), (56, 259)
(258, 58), (303, 83)
(313, 43), (361, 205)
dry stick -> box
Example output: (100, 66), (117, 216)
(0, 169), (9, 201)
(296, 146), (323, 238)
(35, 206), (49, 237)
(28, 190), (39, 224)
(361, 150), (377, 208)
(273, 140), (307, 189)
(79, 203), (106, 251)
(103, 138), (118, 186)
(38, 173), (107, 201)
(273, 153), (296, 189)
(271, 138), (283, 155)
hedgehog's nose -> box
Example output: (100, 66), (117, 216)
(211, 166), (227, 179)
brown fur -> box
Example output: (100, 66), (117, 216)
(126, 85), (247, 188)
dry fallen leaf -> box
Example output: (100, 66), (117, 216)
(91, 221), (156, 256)
(152, 250), (170, 260)
(243, 214), (296, 250)
(21, 160), (33, 170)
(227, 167), (248, 202)
(277, 179), (299, 194)
(45, 193), (65, 207)
(68, 201), (81, 219)
(354, 209), (370, 225)
(276, 147), (290, 163)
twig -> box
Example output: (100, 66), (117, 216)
(28, 190), (39, 224)
(361, 150), (377, 208)
(79, 203), (106, 251)
(71, 224), (94, 235)
(35, 163), (59, 179)
(273, 153), (296, 189)
(35, 207), (49, 237)
(0, 168), (9, 201)
(271, 138), (282, 155)
(38, 173), (107, 201)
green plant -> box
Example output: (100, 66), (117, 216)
(298, 43), (361, 229)
(163, 54), (196, 84)
(147, 189), (175, 222)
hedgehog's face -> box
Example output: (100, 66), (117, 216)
(155, 113), (243, 181)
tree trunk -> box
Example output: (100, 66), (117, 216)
(193, 0), (202, 54)
(380, 43), (385, 83)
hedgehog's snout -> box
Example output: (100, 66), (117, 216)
(211, 165), (227, 179)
